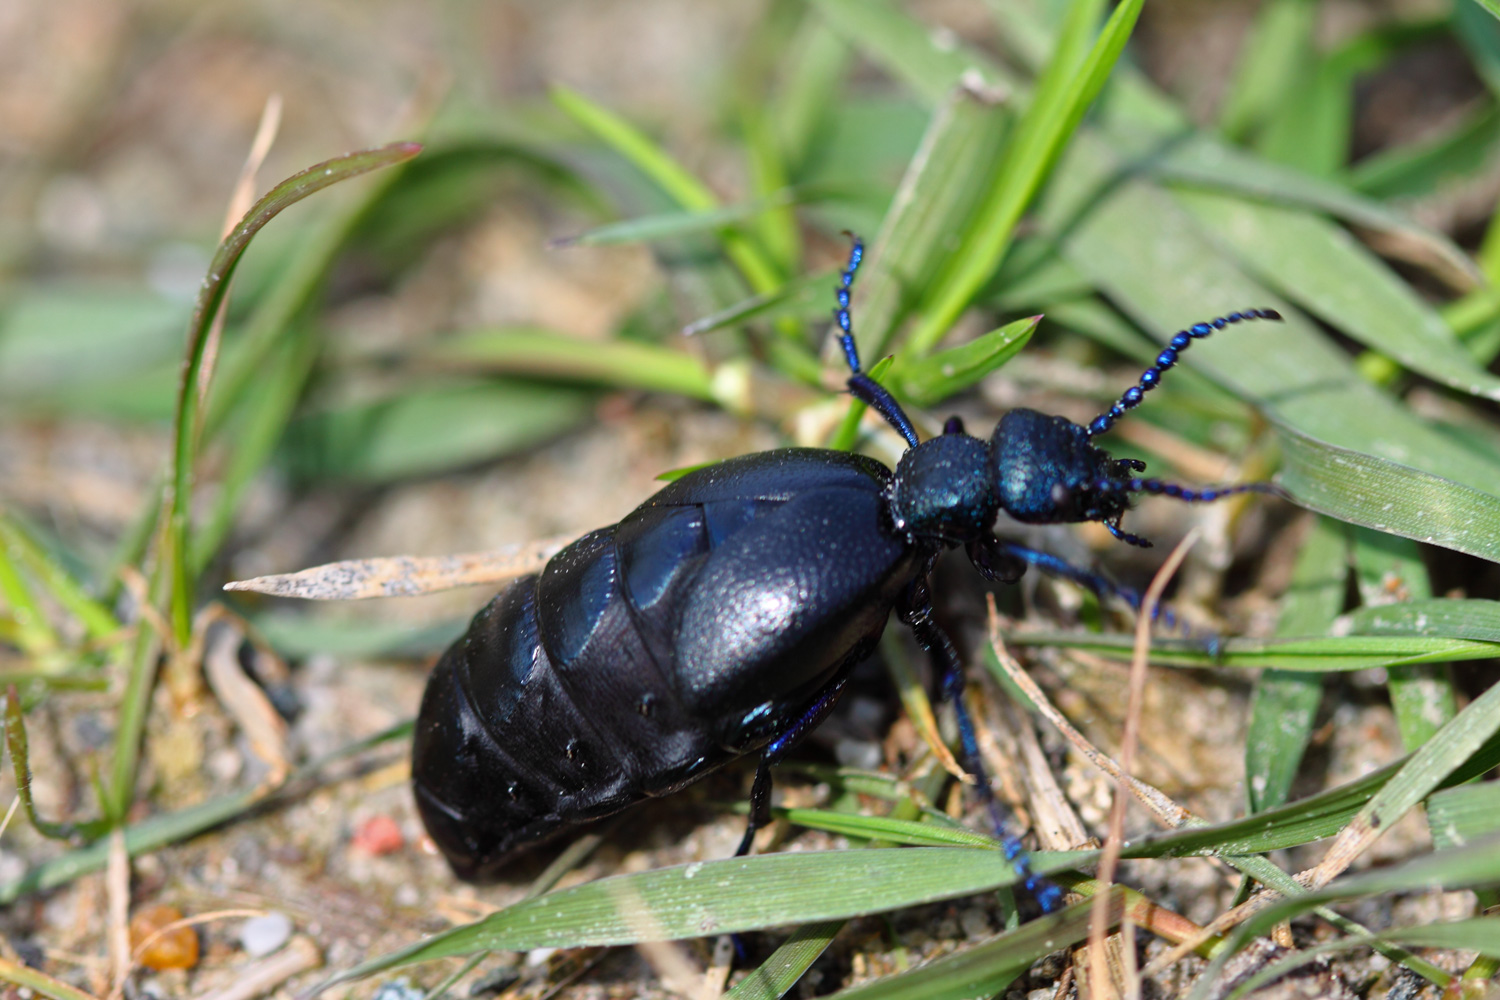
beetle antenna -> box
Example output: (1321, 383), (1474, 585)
(834, 232), (920, 449)
(1096, 478), (1288, 504)
(1085, 309), (1283, 438)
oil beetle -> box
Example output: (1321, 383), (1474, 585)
(411, 235), (1282, 911)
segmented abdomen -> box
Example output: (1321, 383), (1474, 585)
(412, 449), (904, 881)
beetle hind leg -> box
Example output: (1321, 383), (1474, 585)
(898, 577), (1064, 914)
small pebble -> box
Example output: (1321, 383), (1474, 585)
(352, 815), (405, 856)
(240, 912), (293, 957)
(834, 737), (882, 770)
(372, 977), (426, 1000)
(129, 904), (199, 971)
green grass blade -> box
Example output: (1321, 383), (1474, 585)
(557, 193), (804, 248)
(856, 85), (1012, 358)
(1193, 838), (1500, 1000)
(905, 0), (1143, 358)
(1428, 782), (1500, 850)
(1144, 133), (1481, 286)
(1217, 0), (1316, 142)
(1115, 731), (1500, 859)
(771, 19), (850, 173)
(0, 526), (58, 656)
(1275, 423), (1500, 565)
(0, 514), (119, 643)
(725, 921), (845, 1000)
(1348, 104), (1500, 200)
(166, 142), (423, 640)
(1245, 515), (1346, 813)
(427, 328), (714, 399)
(779, 809), (999, 849)
(1350, 529), (1456, 751)
(321, 848), (1051, 986)
(682, 271), (834, 338)
(1003, 632), (1498, 671)
(893, 315), (1036, 407)
(189, 331), (319, 574)
(281, 381), (594, 483)
(810, 0), (1012, 104)
(825, 896), (1114, 1000)
(550, 85), (782, 295)
(1347, 597), (1500, 641)
(1224, 917), (1500, 1000)
(1175, 189), (1500, 402)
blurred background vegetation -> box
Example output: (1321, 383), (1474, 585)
(2, 0), (1500, 998)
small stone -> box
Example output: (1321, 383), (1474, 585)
(958, 906), (991, 938)
(371, 978), (425, 1000)
(129, 904), (199, 971)
(239, 912), (293, 957)
(352, 815), (405, 856)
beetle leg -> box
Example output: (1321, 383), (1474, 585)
(898, 578), (1063, 914)
(734, 674), (852, 858)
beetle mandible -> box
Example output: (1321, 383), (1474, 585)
(411, 234), (1283, 911)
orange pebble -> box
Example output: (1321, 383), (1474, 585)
(129, 903), (199, 971)
(351, 814), (404, 856)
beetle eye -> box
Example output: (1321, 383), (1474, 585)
(1051, 483), (1070, 505)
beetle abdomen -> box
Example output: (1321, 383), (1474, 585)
(413, 448), (911, 881)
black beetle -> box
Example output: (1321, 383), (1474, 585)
(411, 235), (1282, 910)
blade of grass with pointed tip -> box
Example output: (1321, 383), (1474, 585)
(427, 329), (714, 399)
(558, 194), (802, 248)
(550, 85), (782, 297)
(1174, 189), (1500, 402)
(893, 315), (1037, 407)
(320, 847), (1057, 988)
(682, 270), (834, 338)
(167, 142), (424, 640)
(905, 0), (1143, 359)
(1245, 515), (1346, 814)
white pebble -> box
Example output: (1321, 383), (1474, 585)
(240, 912), (293, 957)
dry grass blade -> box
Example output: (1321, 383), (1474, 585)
(984, 606), (1191, 828)
(223, 536), (573, 600)
(201, 612), (290, 786)
(1089, 528), (1198, 1000)
(193, 935), (322, 1000)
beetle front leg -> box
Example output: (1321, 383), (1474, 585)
(898, 577), (1063, 914)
